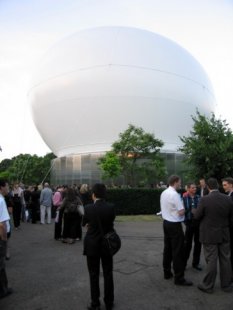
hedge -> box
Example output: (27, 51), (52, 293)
(106, 188), (164, 215)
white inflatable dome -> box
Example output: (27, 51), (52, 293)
(29, 26), (215, 157)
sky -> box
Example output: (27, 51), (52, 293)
(0, 0), (233, 161)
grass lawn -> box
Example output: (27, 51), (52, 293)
(116, 214), (162, 222)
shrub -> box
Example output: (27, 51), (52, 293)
(107, 188), (163, 215)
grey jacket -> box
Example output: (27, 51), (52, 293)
(40, 187), (53, 207)
(194, 190), (233, 244)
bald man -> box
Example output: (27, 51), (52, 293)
(40, 183), (53, 224)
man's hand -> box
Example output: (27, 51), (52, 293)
(0, 223), (7, 241)
(191, 208), (196, 215)
(178, 209), (185, 216)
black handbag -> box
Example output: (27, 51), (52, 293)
(102, 229), (121, 256)
(95, 209), (121, 256)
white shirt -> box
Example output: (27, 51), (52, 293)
(160, 186), (184, 222)
(0, 193), (10, 233)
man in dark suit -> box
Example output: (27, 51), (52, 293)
(194, 178), (233, 293)
(82, 183), (115, 310)
(183, 182), (202, 270)
(196, 178), (209, 197)
(222, 177), (233, 281)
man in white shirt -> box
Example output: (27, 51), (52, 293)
(0, 179), (13, 299)
(161, 175), (192, 286)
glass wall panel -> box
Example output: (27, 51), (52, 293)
(50, 152), (188, 187)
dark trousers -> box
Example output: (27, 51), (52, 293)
(184, 223), (202, 266)
(163, 220), (185, 282)
(75, 214), (82, 239)
(63, 213), (77, 239)
(0, 240), (8, 296)
(13, 203), (22, 228)
(54, 209), (64, 239)
(201, 242), (232, 289)
(87, 255), (114, 308)
(230, 227), (233, 277)
(31, 205), (38, 224)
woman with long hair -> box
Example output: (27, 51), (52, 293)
(60, 188), (82, 244)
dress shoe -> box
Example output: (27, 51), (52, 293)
(222, 285), (233, 293)
(175, 278), (193, 286)
(105, 302), (114, 310)
(87, 302), (101, 310)
(197, 284), (213, 294)
(164, 272), (173, 280)
(192, 264), (202, 271)
(0, 288), (13, 299)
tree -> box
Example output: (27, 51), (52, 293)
(0, 152), (56, 184)
(98, 151), (121, 186)
(0, 158), (12, 172)
(101, 124), (165, 186)
(179, 110), (233, 182)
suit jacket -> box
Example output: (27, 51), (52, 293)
(196, 186), (209, 197)
(229, 192), (233, 200)
(194, 190), (233, 244)
(82, 199), (115, 256)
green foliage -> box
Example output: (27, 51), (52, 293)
(0, 170), (10, 180)
(101, 124), (166, 186)
(0, 159), (12, 172)
(107, 188), (163, 215)
(113, 124), (164, 156)
(0, 152), (56, 184)
(98, 151), (121, 184)
(179, 110), (233, 182)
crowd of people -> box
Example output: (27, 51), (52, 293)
(161, 175), (233, 294)
(0, 180), (115, 310)
(1, 182), (92, 240)
(1, 175), (233, 309)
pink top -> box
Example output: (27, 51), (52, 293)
(53, 191), (62, 207)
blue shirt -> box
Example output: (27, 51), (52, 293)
(183, 194), (199, 222)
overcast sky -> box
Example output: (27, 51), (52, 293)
(0, 0), (233, 161)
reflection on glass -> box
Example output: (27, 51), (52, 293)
(50, 152), (187, 186)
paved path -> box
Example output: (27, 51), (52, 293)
(1, 220), (232, 310)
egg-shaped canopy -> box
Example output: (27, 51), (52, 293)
(29, 26), (215, 157)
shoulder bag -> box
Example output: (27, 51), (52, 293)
(95, 208), (121, 256)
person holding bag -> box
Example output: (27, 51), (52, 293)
(82, 183), (116, 310)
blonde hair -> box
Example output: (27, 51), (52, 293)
(80, 184), (89, 194)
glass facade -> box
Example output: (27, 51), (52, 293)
(50, 152), (187, 187)
(50, 153), (103, 186)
